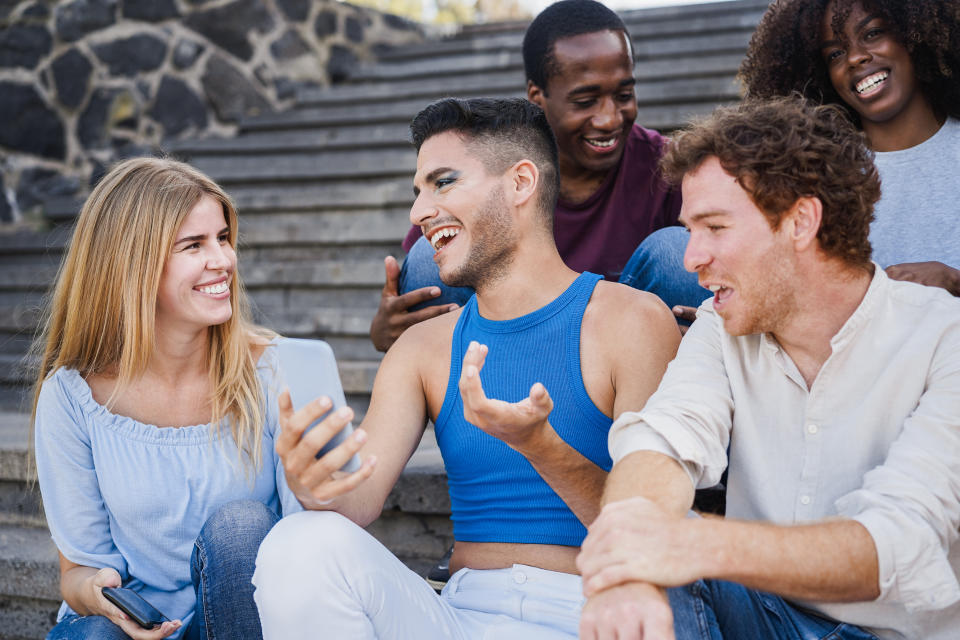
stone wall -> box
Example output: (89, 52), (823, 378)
(0, 0), (423, 225)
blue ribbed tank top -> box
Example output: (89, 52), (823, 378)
(435, 271), (613, 546)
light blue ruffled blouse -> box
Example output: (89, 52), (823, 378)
(34, 343), (302, 637)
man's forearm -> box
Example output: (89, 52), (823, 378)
(520, 423), (607, 526)
(603, 450), (694, 516)
(696, 517), (880, 602)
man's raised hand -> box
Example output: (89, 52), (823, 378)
(458, 341), (554, 453)
(369, 256), (459, 352)
(274, 390), (376, 510)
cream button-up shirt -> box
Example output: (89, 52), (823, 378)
(609, 265), (960, 640)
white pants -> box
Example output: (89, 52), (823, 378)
(253, 510), (584, 639)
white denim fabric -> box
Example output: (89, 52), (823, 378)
(253, 510), (583, 639)
(609, 265), (960, 640)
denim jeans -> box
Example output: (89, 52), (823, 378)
(398, 227), (711, 316)
(618, 226), (711, 313)
(669, 580), (880, 640)
(46, 500), (279, 640)
(398, 235), (474, 310)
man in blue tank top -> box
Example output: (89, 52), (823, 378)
(252, 97), (681, 638)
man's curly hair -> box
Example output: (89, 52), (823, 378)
(661, 96), (880, 268)
(739, 0), (960, 127)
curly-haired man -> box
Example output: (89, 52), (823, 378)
(577, 96), (960, 639)
(739, 0), (960, 297)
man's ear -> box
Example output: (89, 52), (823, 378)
(527, 80), (546, 109)
(787, 196), (823, 252)
(508, 158), (539, 209)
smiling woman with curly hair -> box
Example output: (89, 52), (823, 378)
(739, 0), (960, 297)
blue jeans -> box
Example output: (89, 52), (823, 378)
(398, 227), (710, 315)
(46, 500), (279, 640)
(618, 226), (710, 313)
(398, 235), (474, 310)
(669, 580), (880, 640)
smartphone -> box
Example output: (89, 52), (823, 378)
(101, 587), (168, 629)
(277, 338), (362, 473)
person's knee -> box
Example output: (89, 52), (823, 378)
(200, 499), (278, 552)
(255, 511), (364, 579)
(253, 511), (363, 616)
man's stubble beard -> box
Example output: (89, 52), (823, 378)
(441, 185), (517, 294)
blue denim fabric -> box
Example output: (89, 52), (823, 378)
(618, 226), (711, 313)
(669, 580), (880, 640)
(398, 235), (473, 310)
(46, 500), (279, 640)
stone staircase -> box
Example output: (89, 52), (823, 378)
(0, 1), (765, 636)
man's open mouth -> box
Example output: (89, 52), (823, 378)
(428, 226), (461, 251)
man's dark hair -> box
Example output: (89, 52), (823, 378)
(522, 0), (631, 93)
(661, 95), (879, 268)
(410, 97), (560, 224)
(740, 0), (960, 126)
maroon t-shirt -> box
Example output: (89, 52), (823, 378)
(402, 124), (681, 282)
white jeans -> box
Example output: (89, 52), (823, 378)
(253, 511), (584, 639)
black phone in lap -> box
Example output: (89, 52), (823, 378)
(101, 587), (169, 629)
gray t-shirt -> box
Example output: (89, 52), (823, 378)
(870, 117), (960, 269)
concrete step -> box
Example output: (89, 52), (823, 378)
(240, 73), (736, 134)
(349, 29), (751, 82)
(372, 7), (762, 62)
(172, 122), (415, 154)
(189, 148), (417, 184)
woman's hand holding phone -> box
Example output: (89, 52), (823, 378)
(275, 390), (377, 510)
(87, 568), (182, 639)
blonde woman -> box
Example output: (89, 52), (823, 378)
(32, 158), (302, 639)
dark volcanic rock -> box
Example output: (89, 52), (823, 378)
(344, 16), (363, 43)
(314, 9), (337, 38)
(184, 0), (274, 62)
(16, 168), (81, 211)
(327, 45), (357, 84)
(0, 24), (52, 69)
(0, 177), (12, 223)
(51, 48), (93, 109)
(22, 2), (51, 18)
(277, 0), (309, 21)
(270, 28), (310, 60)
(384, 13), (419, 31)
(123, 0), (180, 22)
(55, 0), (117, 42)
(78, 87), (138, 147)
(148, 76), (207, 136)
(201, 54), (271, 122)
(0, 82), (65, 159)
(172, 39), (205, 69)
(92, 33), (167, 76)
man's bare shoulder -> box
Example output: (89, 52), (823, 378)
(586, 280), (679, 336)
(386, 306), (462, 372)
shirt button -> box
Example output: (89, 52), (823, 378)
(800, 495), (812, 505)
(513, 571), (527, 584)
(807, 424), (819, 434)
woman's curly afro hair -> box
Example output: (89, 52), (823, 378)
(739, 0), (960, 127)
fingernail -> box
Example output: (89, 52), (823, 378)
(367, 455), (378, 467)
(468, 340), (478, 350)
(354, 429), (367, 443)
(449, 304), (459, 310)
(431, 287), (441, 296)
(337, 407), (352, 419)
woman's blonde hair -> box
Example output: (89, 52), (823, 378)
(31, 157), (272, 469)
